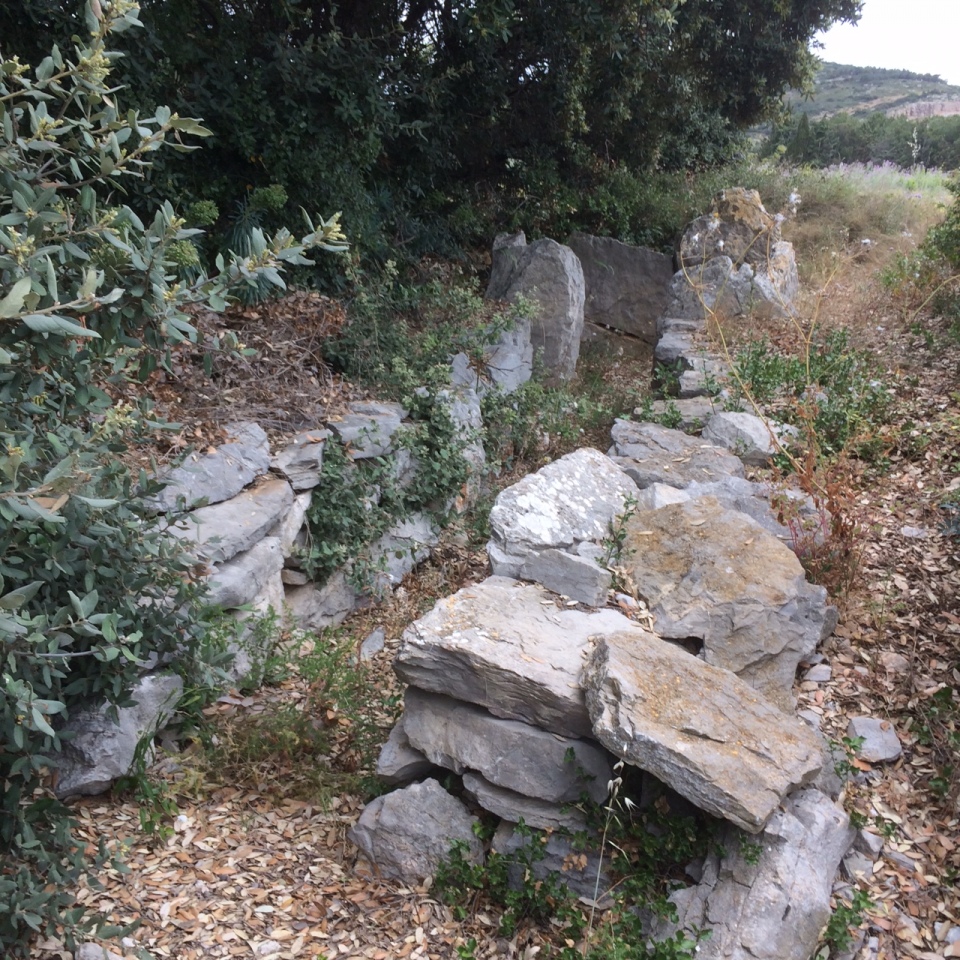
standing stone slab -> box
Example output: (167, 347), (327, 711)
(609, 420), (744, 489)
(583, 632), (823, 833)
(621, 497), (829, 708)
(658, 789), (853, 960)
(167, 477), (294, 564)
(349, 779), (482, 883)
(55, 673), (183, 799)
(566, 233), (673, 344)
(148, 421), (271, 512)
(666, 259), (754, 321)
(488, 447), (637, 604)
(395, 576), (646, 739)
(401, 688), (611, 804)
(486, 235), (585, 382)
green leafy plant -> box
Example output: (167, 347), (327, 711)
(0, 4), (345, 954)
(822, 888), (873, 954)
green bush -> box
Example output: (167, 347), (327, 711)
(0, 4), (345, 954)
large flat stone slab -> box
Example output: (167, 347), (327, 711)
(167, 477), (294, 563)
(148, 421), (271, 512)
(621, 497), (829, 708)
(394, 576), (646, 739)
(402, 687), (611, 804)
(609, 420), (744, 489)
(566, 233), (673, 344)
(582, 632), (823, 833)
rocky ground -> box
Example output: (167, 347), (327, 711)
(35, 250), (960, 960)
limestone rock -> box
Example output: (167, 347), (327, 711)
(702, 412), (777, 465)
(582, 632), (823, 833)
(148, 421), (270, 512)
(620, 497), (830, 708)
(666, 258), (754, 321)
(658, 788), (854, 960)
(368, 513), (440, 595)
(609, 420), (744, 489)
(486, 234), (585, 382)
(679, 189), (781, 269)
(206, 537), (284, 610)
(349, 779), (482, 882)
(376, 720), (436, 786)
(752, 239), (800, 315)
(401, 687), (611, 804)
(328, 401), (406, 459)
(462, 772), (587, 832)
(394, 576), (646, 739)
(565, 233), (673, 344)
(55, 673), (183, 799)
(487, 447), (637, 604)
(284, 571), (357, 630)
(167, 477), (294, 564)
(76, 945), (126, 960)
(270, 491), (312, 558)
(643, 397), (726, 431)
(847, 716), (902, 763)
(271, 429), (330, 490)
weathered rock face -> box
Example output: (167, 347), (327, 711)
(394, 576), (646, 739)
(206, 536), (284, 610)
(462, 773), (587, 832)
(55, 672), (183, 799)
(666, 257), (754, 321)
(609, 420), (745, 490)
(328, 401), (407, 459)
(402, 688), (612, 804)
(582, 632), (823, 833)
(348, 779), (483, 883)
(148, 421), (271, 512)
(679, 188), (781, 269)
(657, 788), (854, 960)
(271, 429), (330, 490)
(676, 189), (799, 317)
(487, 447), (638, 605)
(620, 497), (830, 708)
(702, 411), (777, 465)
(565, 233), (673, 344)
(486, 234), (585, 382)
(168, 476), (294, 563)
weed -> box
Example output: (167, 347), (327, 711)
(737, 833), (764, 867)
(822, 888), (873, 954)
(114, 735), (179, 845)
(831, 736), (866, 779)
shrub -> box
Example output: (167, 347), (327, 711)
(0, 3), (345, 954)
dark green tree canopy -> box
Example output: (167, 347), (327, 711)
(2, 1), (863, 253)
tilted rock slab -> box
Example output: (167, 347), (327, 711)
(206, 536), (284, 610)
(401, 687), (611, 805)
(487, 447), (638, 605)
(702, 411), (778, 466)
(566, 233), (673, 344)
(349, 778), (483, 883)
(656, 788), (853, 960)
(148, 421), (271, 512)
(583, 632), (822, 832)
(168, 476), (294, 563)
(271, 428), (330, 490)
(394, 576), (647, 739)
(609, 420), (744, 490)
(621, 497), (829, 708)
(462, 772), (588, 832)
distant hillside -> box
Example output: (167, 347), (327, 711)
(786, 62), (960, 119)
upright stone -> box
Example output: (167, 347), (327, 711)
(566, 234), (673, 344)
(582, 632), (823, 833)
(486, 234), (585, 382)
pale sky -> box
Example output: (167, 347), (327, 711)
(815, 0), (960, 85)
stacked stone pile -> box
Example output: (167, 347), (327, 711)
(355, 428), (866, 959)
